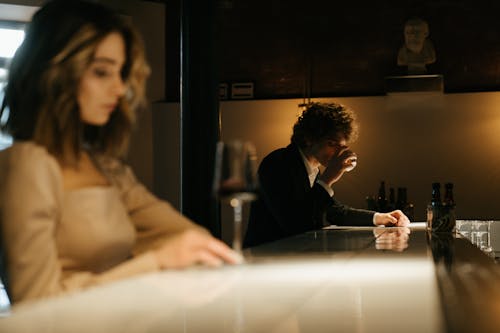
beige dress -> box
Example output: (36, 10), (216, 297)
(0, 142), (197, 303)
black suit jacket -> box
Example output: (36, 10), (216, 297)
(244, 143), (375, 247)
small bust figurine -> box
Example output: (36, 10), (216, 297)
(397, 18), (436, 74)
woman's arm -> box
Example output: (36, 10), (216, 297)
(102, 157), (241, 268)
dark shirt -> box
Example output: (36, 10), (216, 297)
(244, 143), (375, 248)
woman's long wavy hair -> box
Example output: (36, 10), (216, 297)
(0, 0), (150, 163)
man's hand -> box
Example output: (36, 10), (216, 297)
(319, 147), (356, 186)
(373, 210), (411, 227)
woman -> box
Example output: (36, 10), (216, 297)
(0, 0), (240, 304)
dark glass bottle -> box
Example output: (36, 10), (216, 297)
(431, 182), (441, 207)
(400, 187), (414, 221)
(396, 187), (405, 210)
(388, 187), (396, 211)
(366, 195), (377, 211)
(440, 182), (457, 232)
(377, 181), (387, 212)
(427, 183), (441, 228)
(443, 183), (455, 207)
(427, 182), (454, 232)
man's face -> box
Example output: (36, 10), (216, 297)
(311, 137), (348, 167)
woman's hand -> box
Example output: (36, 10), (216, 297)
(373, 210), (411, 227)
(154, 228), (243, 269)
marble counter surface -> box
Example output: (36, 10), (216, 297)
(1, 223), (498, 333)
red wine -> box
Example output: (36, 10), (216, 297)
(217, 178), (257, 202)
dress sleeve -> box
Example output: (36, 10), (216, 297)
(1, 144), (65, 302)
(101, 157), (201, 256)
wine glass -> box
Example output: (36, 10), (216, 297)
(213, 140), (258, 253)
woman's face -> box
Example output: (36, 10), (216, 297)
(77, 32), (126, 126)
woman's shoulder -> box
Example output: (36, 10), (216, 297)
(1, 141), (58, 167)
(0, 141), (62, 189)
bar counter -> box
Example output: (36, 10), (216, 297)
(0, 223), (499, 333)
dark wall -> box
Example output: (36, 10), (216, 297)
(166, 0), (500, 100)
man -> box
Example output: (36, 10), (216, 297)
(244, 102), (409, 248)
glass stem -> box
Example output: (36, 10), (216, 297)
(232, 198), (243, 253)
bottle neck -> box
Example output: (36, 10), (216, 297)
(431, 185), (441, 205)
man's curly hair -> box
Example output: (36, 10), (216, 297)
(291, 102), (358, 149)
